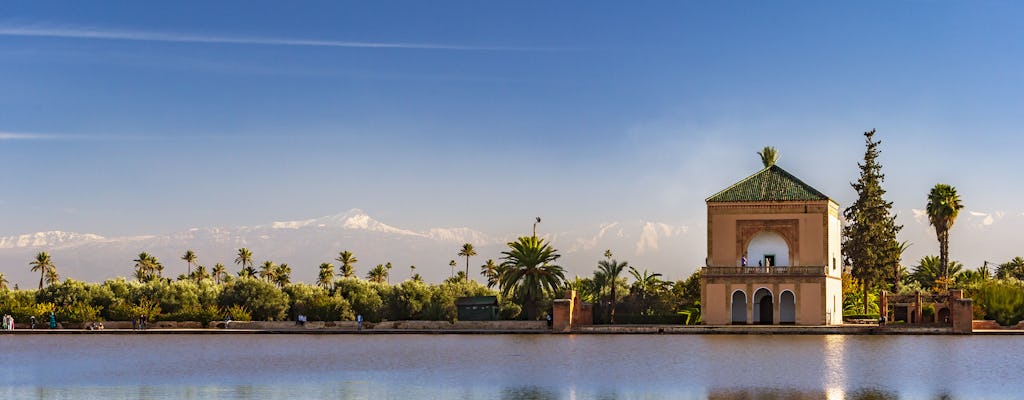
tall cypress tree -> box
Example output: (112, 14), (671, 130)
(842, 129), (902, 314)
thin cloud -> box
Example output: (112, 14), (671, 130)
(0, 25), (557, 52)
(0, 131), (159, 141)
(0, 132), (62, 140)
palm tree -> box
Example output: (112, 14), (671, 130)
(0, 273), (8, 291)
(757, 146), (779, 167)
(533, 217), (542, 238)
(192, 265), (211, 282)
(235, 248), (254, 276)
(629, 266), (665, 316)
(926, 183), (964, 288)
(212, 263), (227, 284)
(274, 263), (291, 287)
(181, 250), (197, 277)
(259, 261), (277, 282)
(449, 259), (457, 278)
(133, 252), (157, 281)
(409, 265), (416, 280)
(597, 258), (629, 323)
(458, 243), (477, 281)
(385, 262), (393, 284)
(411, 273), (423, 282)
(335, 250), (357, 278)
(367, 264), (388, 284)
(499, 236), (566, 320)
(913, 255), (963, 291)
(317, 262), (335, 289)
(237, 265), (256, 279)
(480, 259), (501, 289)
(30, 252), (56, 289)
(997, 257), (1024, 280)
(45, 268), (60, 286)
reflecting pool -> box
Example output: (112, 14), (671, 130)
(1, 334), (1020, 399)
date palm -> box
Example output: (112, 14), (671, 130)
(629, 266), (664, 316)
(367, 264), (388, 284)
(317, 262), (335, 289)
(235, 248), (254, 276)
(274, 263), (291, 287)
(30, 252), (56, 289)
(598, 258), (629, 323)
(385, 262), (393, 284)
(926, 183), (964, 289)
(181, 250), (197, 277)
(133, 252), (158, 282)
(913, 255), (963, 291)
(259, 261), (277, 282)
(480, 259), (502, 289)
(192, 265), (210, 282)
(757, 146), (779, 167)
(45, 268), (60, 286)
(997, 257), (1024, 280)
(499, 236), (565, 320)
(458, 243), (477, 281)
(449, 259), (457, 278)
(212, 263), (227, 284)
(335, 250), (357, 278)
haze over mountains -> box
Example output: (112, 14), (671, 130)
(0, 209), (697, 288)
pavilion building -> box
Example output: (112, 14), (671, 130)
(701, 163), (843, 325)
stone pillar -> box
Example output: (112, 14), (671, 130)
(880, 291), (888, 324)
(951, 298), (974, 334)
(552, 291), (574, 333)
(915, 293), (923, 325)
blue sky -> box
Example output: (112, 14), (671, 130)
(2, 1), (1024, 272)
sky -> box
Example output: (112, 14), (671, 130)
(2, 1), (1024, 276)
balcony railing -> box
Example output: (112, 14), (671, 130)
(702, 266), (827, 276)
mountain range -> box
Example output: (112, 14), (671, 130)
(0, 209), (698, 288)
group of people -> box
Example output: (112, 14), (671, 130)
(1, 314), (13, 331)
(2, 312), (58, 330)
(132, 315), (148, 330)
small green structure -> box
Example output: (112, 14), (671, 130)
(455, 296), (499, 321)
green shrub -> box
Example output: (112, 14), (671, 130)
(224, 305), (251, 321)
(973, 280), (1024, 326)
(843, 314), (880, 320)
(56, 302), (102, 323)
(334, 278), (384, 322)
(218, 278), (288, 321)
(165, 304), (221, 326)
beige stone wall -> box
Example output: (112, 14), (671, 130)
(703, 283), (727, 324)
(707, 201), (836, 267)
(826, 208), (842, 278)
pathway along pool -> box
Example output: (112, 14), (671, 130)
(1, 334), (1020, 399)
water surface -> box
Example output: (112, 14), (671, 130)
(1, 334), (1020, 399)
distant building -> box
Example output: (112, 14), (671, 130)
(455, 296), (499, 321)
(701, 164), (843, 325)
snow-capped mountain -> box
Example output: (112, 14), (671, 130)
(0, 209), (700, 288)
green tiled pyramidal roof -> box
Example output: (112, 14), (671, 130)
(706, 164), (830, 202)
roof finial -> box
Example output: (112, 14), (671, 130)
(757, 146), (779, 168)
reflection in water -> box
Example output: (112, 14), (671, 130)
(708, 388), (899, 400)
(1, 334), (1021, 399)
(501, 386), (560, 400)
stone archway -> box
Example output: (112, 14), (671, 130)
(753, 288), (773, 324)
(747, 231), (790, 267)
(780, 291), (796, 324)
(731, 290), (747, 324)
(736, 219), (799, 266)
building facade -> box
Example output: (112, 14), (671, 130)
(701, 164), (843, 325)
